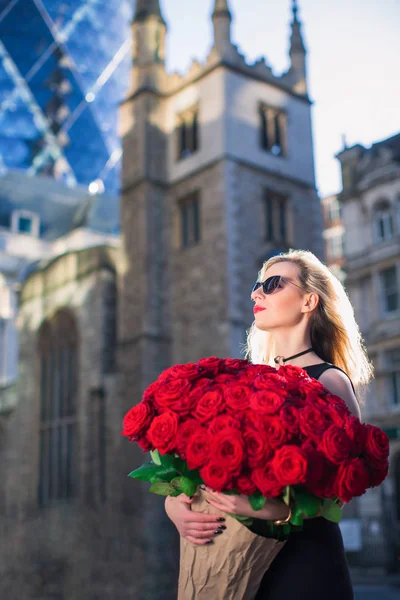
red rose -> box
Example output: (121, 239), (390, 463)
(368, 462), (389, 488)
(262, 416), (288, 448)
(298, 405), (330, 439)
(211, 428), (245, 475)
(252, 466), (283, 498)
(158, 362), (201, 381)
(320, 425), (352, 464)
(250, 390), (286, 415)
(197, 356), (224, 377)
(244, 429), (273, 468)
(272, 445), (308, 487)
(176, 419), (202, 459)
(136, 434), (152, 452)
(156, 378), (192, 413)
(364, 425), (389, 467)
(186, 428), (210, 470)
(303, 443), (334, 498)
(253, 371), (287, 393)
(213, 373), (235, 384)
(122, 402), (153, 440)
(240, 364), (272, 382)
(279, 405), (300, 437)
(200, 463), (231, 491)
(344, 416), (368, 456)
(142, 380), (161, 405)
(244, 411), (266, 432)
(234, 474), (257, 496)
(278, 364), (308, 383)
(209, 414), (241, 435)
(194, 388), (225, 423)
(222, 358), (249, 374)
(225, 384), (250, 411)
(334, 458), (370, 502)
(147, 411), (179, 455)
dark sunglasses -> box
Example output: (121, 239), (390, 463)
(251, 275), (304, 296)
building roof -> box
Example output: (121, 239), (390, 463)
(0, 171), (119, 241)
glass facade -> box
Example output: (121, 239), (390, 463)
(0, 0), (134, 194)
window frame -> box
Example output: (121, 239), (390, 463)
(175, 106), (200, 161)
(379, 265), (399, 315)
(38, 311), (79, 508)
(259, 103), (287, 158)
(178, 190), (201, 249)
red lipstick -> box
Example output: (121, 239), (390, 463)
(253, 306), (266, 314)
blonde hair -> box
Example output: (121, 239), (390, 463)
(245, 249), (374, 401)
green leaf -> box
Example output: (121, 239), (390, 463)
(128, 463), (163, 482)
(294, 489), (321, 518)
(155, 466), (179, 482)
(150, 450), (161, 465)
(249, 492), (267, 512)
(283, 485), (291, 506)
(158, 453), (176, 469)
(321, 499), (342, 523)
(170, 490), (181, 497)
(290, 510), (304, 527)
(149, 482), (175, 495)
(179, 476), (198, 497)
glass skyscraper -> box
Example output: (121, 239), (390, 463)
(0, 0), (134, 194)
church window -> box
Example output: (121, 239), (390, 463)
(176, 107), (199, 160)
(374, 200), (393, 243)
(259, 104), (287, 157)
(38, 310), (79, 507)
(86, 387), (107, 505)
(179, 191), (201, 248)
(379, 265), (399, 314)
(263, 190), (289, 244)
(11, 209), (40, 237)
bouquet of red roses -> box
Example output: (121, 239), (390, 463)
(122, 356), (389, 532)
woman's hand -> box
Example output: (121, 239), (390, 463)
(204, 487), (290, 522)
(165, 493), (227, 546)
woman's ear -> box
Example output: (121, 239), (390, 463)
(302, 292), (319, 313)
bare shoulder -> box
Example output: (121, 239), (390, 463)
(318, 368), (361, 421)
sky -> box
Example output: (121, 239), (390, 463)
(160, 0), (400, 197)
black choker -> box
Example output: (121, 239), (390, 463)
(274, 347), (313, 365)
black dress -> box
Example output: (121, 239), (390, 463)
(254, 363), (354, 600)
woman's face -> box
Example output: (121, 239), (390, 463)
(251, 261), (310, 332)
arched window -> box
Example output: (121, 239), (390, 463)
(374, 200), (393, 243)
(38, 310), (79, 507)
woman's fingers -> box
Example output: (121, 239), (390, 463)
(184, 521), (222, 533)
(185, 528), (219, 539)
(185, 535), (212, 546)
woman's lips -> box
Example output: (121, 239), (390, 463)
(253, 306), (266, 314)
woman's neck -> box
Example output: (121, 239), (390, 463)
(273, 334), (322, 368)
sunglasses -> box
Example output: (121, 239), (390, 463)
(251, 275), (304, 296)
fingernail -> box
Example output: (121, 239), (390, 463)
(218, 525), (227, 530)
(214, 529), (223, 535)
(200, 485), (206, 490)
(205, 540), (213, 545)
(216, 517), (225, 522)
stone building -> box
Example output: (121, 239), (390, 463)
(336, 131), (400, 571)
(321, 193), (345, 282)
(0, 1), (324, 598)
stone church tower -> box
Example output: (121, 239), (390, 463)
(119, 0), (323, 398)
(0, 2), (323, 599)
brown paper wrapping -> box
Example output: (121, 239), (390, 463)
(178, 490), (285, 600)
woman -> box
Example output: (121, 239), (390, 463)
(165, 249), (373, 599)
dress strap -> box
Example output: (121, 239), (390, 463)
(309, 363), (356, 395)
